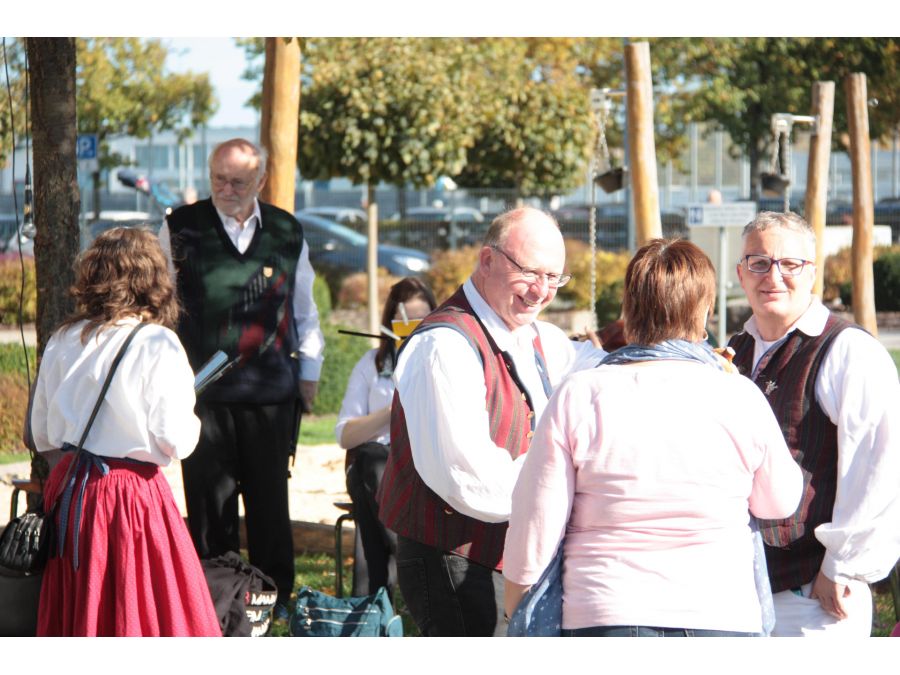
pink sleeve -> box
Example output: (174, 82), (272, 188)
(503, 379), (578, 585)
(746, 384), (803, 519)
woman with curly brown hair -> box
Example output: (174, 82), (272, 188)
(30, 227), (220, 636)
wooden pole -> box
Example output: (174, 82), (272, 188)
(804, 82), (834, 298)
(259, 38), (301, 212)
(845, 73), (878, 336)
(624, 42), (662, 246)
(367, 186), (379, 342)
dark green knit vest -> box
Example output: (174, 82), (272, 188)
(167, 198), (303, 404)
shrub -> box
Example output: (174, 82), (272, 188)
(0, 256), (37, 325)
(0, 372), (29, 454)
(556, 239), (631, 311)
(312, 274), (332, 323)
(312, 323), (372, 416)
(825, 245), (900, 309)
(874, 249), (900, 311)
(424, 246), (480, 304)
(335, 270), (403, 310)
(823, 247), (853, 304)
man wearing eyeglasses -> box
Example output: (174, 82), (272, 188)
(378, 207), (605, 636)
(729, 211), (899, 636)
(159, 138), (324, 619)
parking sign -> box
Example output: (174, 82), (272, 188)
(76, 134), (98, 160)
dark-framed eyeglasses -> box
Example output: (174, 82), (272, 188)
(741, 254), (813, 277)
(210, 174), (254, 192)
(491, 246), (572, 288)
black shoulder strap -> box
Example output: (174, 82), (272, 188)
(74, 322), (147, 452)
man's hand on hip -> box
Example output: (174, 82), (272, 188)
(809, 569), (850, 620)
(299, 380), (319, 413)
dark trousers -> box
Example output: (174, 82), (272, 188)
(182, 399), (298, 605)
(562, 625), (759, 637)
(345, 442), (397, 598)
(396, 535), (505, 637)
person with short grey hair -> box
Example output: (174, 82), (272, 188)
(378, 206), (604, 636)
(158, 138), (324, 619)
(729, 210), (900, 636)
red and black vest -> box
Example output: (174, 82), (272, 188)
(377, 286), (541, 571)
(729, 313), (856, 592)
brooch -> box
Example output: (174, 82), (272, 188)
(764, 380), (778, 396)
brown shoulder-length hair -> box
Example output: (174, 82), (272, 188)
(622, 238), (716, 345)
(376, 277), (437, 373)
(60, 226), (180, 342)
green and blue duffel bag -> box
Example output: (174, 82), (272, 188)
(289, 585), (403, 637)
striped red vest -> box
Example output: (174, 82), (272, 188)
(729, 313), (855, 592)
(377, 287), (539, 571)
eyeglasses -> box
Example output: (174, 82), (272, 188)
(741, 254), (814, 277)
(211, 175), (255, 192)
(491, 246), (571, 288)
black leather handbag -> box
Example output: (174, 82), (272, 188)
(0, 510), (51, 574)
(0, 322), (147, 577)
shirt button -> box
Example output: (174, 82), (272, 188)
(527, 411), (535, 419)
(526, 431), (534, 439)
(521, 393), (527, 400)
(443, 508), (454, 515)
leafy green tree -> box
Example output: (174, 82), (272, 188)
(76, 38), (216, 217)
(0, 38), (28, 166)
(646, 37), (900, 197)
(453, 39), (594, 198)
(297, 38), (481, 198)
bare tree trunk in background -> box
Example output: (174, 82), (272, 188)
(26, 37), (80, 358)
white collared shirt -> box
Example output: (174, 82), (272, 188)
(31, 318), (201, 466)
(158, 199), (324, 381)
(740, 299), (900, 585)
(393, 279), (606, 522)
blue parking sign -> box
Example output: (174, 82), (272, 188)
(76, 134), (98, 160)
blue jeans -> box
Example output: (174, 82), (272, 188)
(562, 625), (759, 637)
(396, 535), (505, 637)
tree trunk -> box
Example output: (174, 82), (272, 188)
(26, 38), (80, 358)
(259, 38), (301, 212)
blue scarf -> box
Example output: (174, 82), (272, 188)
(599, 338), (776, 637)
(599, 338), (724, 369)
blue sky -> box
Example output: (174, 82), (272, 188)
(163, 38), (259, 129)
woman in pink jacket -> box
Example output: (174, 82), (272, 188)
(503, 239), (803, 637)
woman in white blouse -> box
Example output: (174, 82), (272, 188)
(335, 277), (437, 598)
(30, 227), (220, 636)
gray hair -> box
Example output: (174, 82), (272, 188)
(482, 207), (559, 249)
(742, 211), (816, 259)
(208, 138), (268, 182)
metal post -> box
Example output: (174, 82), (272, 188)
(718, 225), (728, 346)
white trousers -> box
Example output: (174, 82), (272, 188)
(771, 580), (872, 637)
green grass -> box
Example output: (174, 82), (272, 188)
(0, 342), (35, 375)
(298, 413), (339, 446)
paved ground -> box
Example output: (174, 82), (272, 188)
(0, 442), (349, 529)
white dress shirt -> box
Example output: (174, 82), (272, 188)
(334, 348), (394, 447)
(31, 318), (201, 467)
(157, 199), (325, 381)
(393, 279), (606, 523)
(740, 299), (900, 585)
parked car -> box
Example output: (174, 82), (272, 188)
(296, 212), (431, 282)
(384, 206), (486, 249)
(117, 169), (183, 216)
(5, 210), (156, 257)
(298, 206), (368, 228)
(389, 206), (485, 224)
(553, 203), (687, 250)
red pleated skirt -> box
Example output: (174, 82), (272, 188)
(36, 453), (222, 637)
